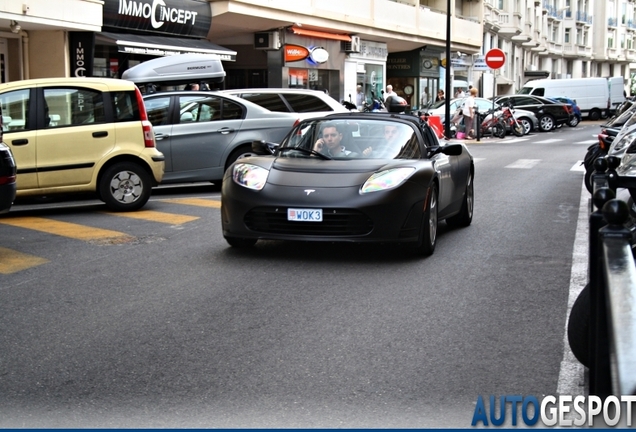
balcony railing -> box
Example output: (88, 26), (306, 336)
(609, 17), (618, 27)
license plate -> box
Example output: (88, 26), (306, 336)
(287, 208), (323, 222)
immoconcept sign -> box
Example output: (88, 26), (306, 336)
(103, 0), (212, 37)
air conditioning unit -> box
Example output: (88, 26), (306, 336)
(341, 35), (361, 53)
(254, 32), (281, 50)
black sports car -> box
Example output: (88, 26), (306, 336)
(493, 95), (573, 132)
(221, 113), (474, 256)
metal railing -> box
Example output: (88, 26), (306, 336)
(586, 158), (636, 396)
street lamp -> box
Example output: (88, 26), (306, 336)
(444, 0), (451, 138)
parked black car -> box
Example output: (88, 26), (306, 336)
(0, 113), (17, 214)
(493, 95), (573, 132)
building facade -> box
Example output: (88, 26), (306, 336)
(0, 0), (632, 102)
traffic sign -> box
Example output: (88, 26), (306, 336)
(484, 48), (506, 70)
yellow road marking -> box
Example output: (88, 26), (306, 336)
(162, 198), (222, 208)
(103, 210), (199, 224)
(0, 247), (49, 274)
(0, 217), (130, 241)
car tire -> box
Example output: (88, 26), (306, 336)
(518, 117), (533, 135)
(413, 186), (438, 256)
(539, 114), (555, 132)
(567, 283), (590, 368)
(446, 170), (473, 228)
(225, 236), (258, 248)
(568, 116), (581, 127)
(99, 162), (152, 212)
(588, 109), (602, 121)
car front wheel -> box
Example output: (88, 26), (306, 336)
(517, 117), (533, 135)
(413, 186), (438, 256)
(99, 162), (152, 212)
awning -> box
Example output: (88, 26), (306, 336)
(96, 32), (237, 61)
(290, 26), (351, 42)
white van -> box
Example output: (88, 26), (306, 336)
(519, 78), (609, 120)
(607, 76), (626, 114)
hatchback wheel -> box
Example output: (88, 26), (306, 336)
(568, 115), (580, 127)
(99, 162), (152, 212)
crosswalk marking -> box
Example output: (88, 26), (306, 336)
(162, 198), (222, 208)
(0, 247), (49, 274)
(577, 139), (598, 145)
(0, 217), (132, 241)
(473, 158), (486, 163)
(501, 138), (529, 144)
(535, 139), (562, 144)
(102, 210), (199, 225)
(571, 161), (585, 172)
(505, 159), (542, 169)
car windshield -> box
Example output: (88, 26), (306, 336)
(278, 118), (422, 160)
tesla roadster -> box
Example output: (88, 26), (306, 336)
(220, 113), (474, 256)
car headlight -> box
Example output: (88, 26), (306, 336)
(360, 167), (416, 194)
(610, 130), (636, 156)
(232, 163), (269, 190)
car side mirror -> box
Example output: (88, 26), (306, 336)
(251, 140), (278, 155)
(435, 143), (463, 156)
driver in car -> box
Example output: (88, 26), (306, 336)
(313, 122), (356, 157)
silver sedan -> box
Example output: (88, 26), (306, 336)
(143, 91), (299, 184)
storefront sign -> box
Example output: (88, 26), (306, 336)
(284, 44), (310, 62)
(103, 0), (212, 37)
(348, 40), (388, 61)
(309, 47), (329, 64)
(69, 32), (95, 77)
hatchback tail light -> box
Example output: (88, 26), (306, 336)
(134, 86), (156, 148)
(0, 174), (16, 186)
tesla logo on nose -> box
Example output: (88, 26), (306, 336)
(304, 189), (315, 195)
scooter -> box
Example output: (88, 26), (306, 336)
(362, 91), (386, 112)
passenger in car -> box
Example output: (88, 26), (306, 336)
(361, 124), (403, 158)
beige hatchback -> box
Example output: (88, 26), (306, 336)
(0, 77), (165, 211)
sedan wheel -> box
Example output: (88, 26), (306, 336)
(518, 117), (533, 135)
(539, 114), (555, 132)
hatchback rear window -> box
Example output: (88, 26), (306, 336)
(111, 91), (140, 122)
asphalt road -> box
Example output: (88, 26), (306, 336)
(0, 122), (599, 427)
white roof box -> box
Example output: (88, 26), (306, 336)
(121, 53), (225, 85)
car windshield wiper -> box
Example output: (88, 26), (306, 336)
(278, 146), (332, 160)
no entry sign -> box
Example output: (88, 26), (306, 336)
(485, 48), (506, 69)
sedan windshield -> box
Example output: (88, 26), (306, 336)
(279, 118), (422, 160)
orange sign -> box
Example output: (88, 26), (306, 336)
(284, 44), (310, 62)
